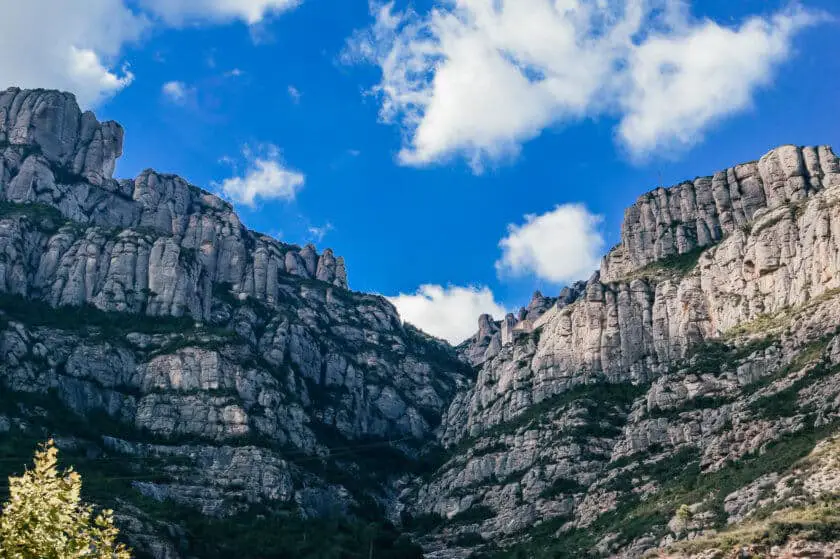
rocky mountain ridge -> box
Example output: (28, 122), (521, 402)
(2, 87), (840, 559)
(408, 143), (840, 558)
(0, 88), (472, 557)
(0, 87), (348, 313)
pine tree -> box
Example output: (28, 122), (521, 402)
(0, 439), (132, 559)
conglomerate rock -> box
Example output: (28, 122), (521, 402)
(4, 87), (840, 559)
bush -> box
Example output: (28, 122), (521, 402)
(453, 532), (485, 547)
(0, 440), (131, 559)
(539, 477), (585, 499)
(450, 505), (495, 526)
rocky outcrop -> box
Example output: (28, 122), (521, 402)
(601, 145), (840, 282)
(0, 88), (348, 315)
(456, 282), (586, 368)
(3, 87), (840, 559)
(0, 89), (473, 557)
(0, 87), (123, 186)
(409, 144), (840, 559)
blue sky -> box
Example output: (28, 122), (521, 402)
(4, 0), (839, 343)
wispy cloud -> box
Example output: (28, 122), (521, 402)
(288, 85), (302, 104)
(308, 222), (334, 242)
(161, 80), (194, 103)
(139, 0), (302, 26)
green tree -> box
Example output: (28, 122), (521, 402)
(0, 439), (131, 559)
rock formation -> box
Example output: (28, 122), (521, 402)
(405, 144), (840, 558)
(3, 87), (840, 559)
(0, 88), (470, 556)
(601, 144), (840, 282)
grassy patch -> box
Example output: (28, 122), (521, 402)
(467, 382), (644, 443)
(622, 246), (707, 282)
(743, 337), (832, 397)
(726, 311), (789, 338)
(471, 441), (510, 458)
(647, 395), (732, 420)
(749, 360), (837, 419)
(0, 201), (66, 232)
(727, 289), (840, 340)
(682, 339), (732, 375)
(667, 497), (840, 556)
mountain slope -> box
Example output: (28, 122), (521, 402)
(0, 87), (472, 557)
(3, 87), (840, 559)
(405, 145), (840, 558)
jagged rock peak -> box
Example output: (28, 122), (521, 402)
(558, 280), (586, 306)
(500, 313), (518, 345)
(0, 87), (349, 299)
(601, 144), (840, 282)
(527, 290), (546, 309)
(459, 280), (588, 368)
(477, 313), (499, 339)
(0, 87), (123, 186)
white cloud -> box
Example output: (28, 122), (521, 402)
(618, 9), (819, 155)
(139, 0), (302, 25)
(388, 284), (508, 344)
(288, 85), (302, 103)
(347, 1), (822, 169)
(161, 80), (192, 103)
(0, 0), (145, 107)
(219, 145), (305, 207)
(496, 204), (604, 284)
(0, 0), (304, 109)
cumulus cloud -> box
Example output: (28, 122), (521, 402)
(219, 145), (305, 207)
(388, 284), (509, 344)
(496, 204), (604, 284)
(139, 0), (302, 25)
(346, 0), (822, 170)
(0, 0), (145, 107)
(618, 8), (819, 155)
(0, 0), (303, 109)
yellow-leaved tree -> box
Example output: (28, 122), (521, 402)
(0, 439), (132, 559)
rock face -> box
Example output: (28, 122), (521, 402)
(0, 88), (348, 314)
(601, 145), (840, 282)
(0, 87), (123, 186)
(404, 144), (840, 558)
(0, 89), (471, 557)
(3, 87), (840, 559)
